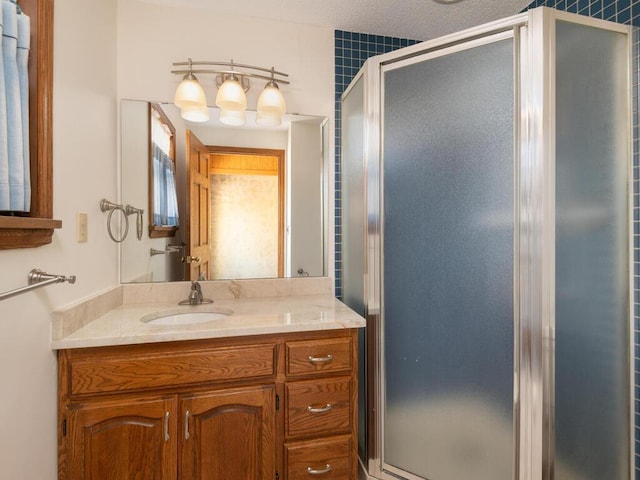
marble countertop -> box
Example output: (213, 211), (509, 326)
(51, 294), (366, 350)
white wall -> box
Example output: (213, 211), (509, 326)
(117, 1), (334, 117)
(290, 119), (324, 276)
(189, 123), (289, 151)
(0, 0), (118, 478)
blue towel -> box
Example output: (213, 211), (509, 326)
(0, 4), (8, 211)
(3, 0), (24, 212)
(17, 10), (29, 210)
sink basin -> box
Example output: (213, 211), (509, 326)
(142, 311), (231, 326)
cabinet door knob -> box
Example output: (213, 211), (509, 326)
(184, 410), (190, 440)
(307, 464), (332, 475)
(307, 403), (332, 413)
(307, 354), (333, 363)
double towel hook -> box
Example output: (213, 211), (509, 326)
(100, 199), (145, 242)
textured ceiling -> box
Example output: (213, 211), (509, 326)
(133, 0), (532, 41)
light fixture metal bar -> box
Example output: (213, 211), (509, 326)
(171, 68), (290, 85)
(172, 60), (289, 78)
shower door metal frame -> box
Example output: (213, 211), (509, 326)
(355, 7), (635, 480)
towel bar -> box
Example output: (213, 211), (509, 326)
(0, 268), (76, 301)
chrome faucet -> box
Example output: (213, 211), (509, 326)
(179, 281), (214, 305)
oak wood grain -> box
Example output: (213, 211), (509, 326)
(62, 395), (177, 480)
(69, 343), (277, 395)
(286, 336), (353, 377)
(285, 435), (352, 480)
(59, 329), (359, 479)
(180, 385), (275, 480)
(285, 377), (352, 438)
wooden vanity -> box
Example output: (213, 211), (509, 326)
(57, 328), (358, 479)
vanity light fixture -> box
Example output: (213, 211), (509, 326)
(256, 68), (287, 127)
(171, 59), (289, 126)
(173, 59), (207, 110)
(219, 108), (246, 127)
(181, 104), (210, 123)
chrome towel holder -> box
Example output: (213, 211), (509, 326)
(0, 268), (76, 302)
(100, 199), (145, 242)
(100, 199), (128, 243)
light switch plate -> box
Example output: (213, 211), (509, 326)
(77, 212), (88, 242)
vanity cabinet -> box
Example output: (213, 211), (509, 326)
(283, 336), (356, 479)
(63, 395), (177, 479)
(57, 329), (358, 480)
(179, 386), (275, 479)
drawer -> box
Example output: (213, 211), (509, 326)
(286, 377), (352, 438)
(68, 343), (277, 395)
(286, 337), (352, 377)
(285, 435), (352, 480)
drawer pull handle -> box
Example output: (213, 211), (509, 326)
(307, 464), (332, 475)
(164, 412), (170, 442)
(308, 354), (333, 363)
(307, 403), (332, 413)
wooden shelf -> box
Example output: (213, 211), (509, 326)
(0, 216), (62, 249)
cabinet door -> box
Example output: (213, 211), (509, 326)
(63, 395), (177, 480)
(180, 385), (275, 480)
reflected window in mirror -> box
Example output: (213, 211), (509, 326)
(149, 103), (179, 238)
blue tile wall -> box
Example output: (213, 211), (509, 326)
(334, 31), (420, 298)
(527, 0), (640, 477)
(527, 0), (640, 23)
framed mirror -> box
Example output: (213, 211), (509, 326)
(120, 100), (328, 283)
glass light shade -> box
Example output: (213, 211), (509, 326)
(256, 84), (286, 126)
(215, 77), (247, 112)
(181, 104), (210, 123)
(219, 108), (246, 126)
(174, 74), (207, 109)
(256, 110), (282, 127)
(257, 84), (286, 114)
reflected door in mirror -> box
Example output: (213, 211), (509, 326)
(186, 130), (211, 280)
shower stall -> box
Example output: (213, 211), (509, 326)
(341, 7), (633, 480)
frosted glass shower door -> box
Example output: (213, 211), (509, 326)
(553, 20), (630, 480)
(382, 35), (515, 480)
(341, 74), (367, 457)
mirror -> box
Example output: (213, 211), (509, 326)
(120, 100), (328, 283)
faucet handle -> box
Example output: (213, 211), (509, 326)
(178, 280), (213, 305)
